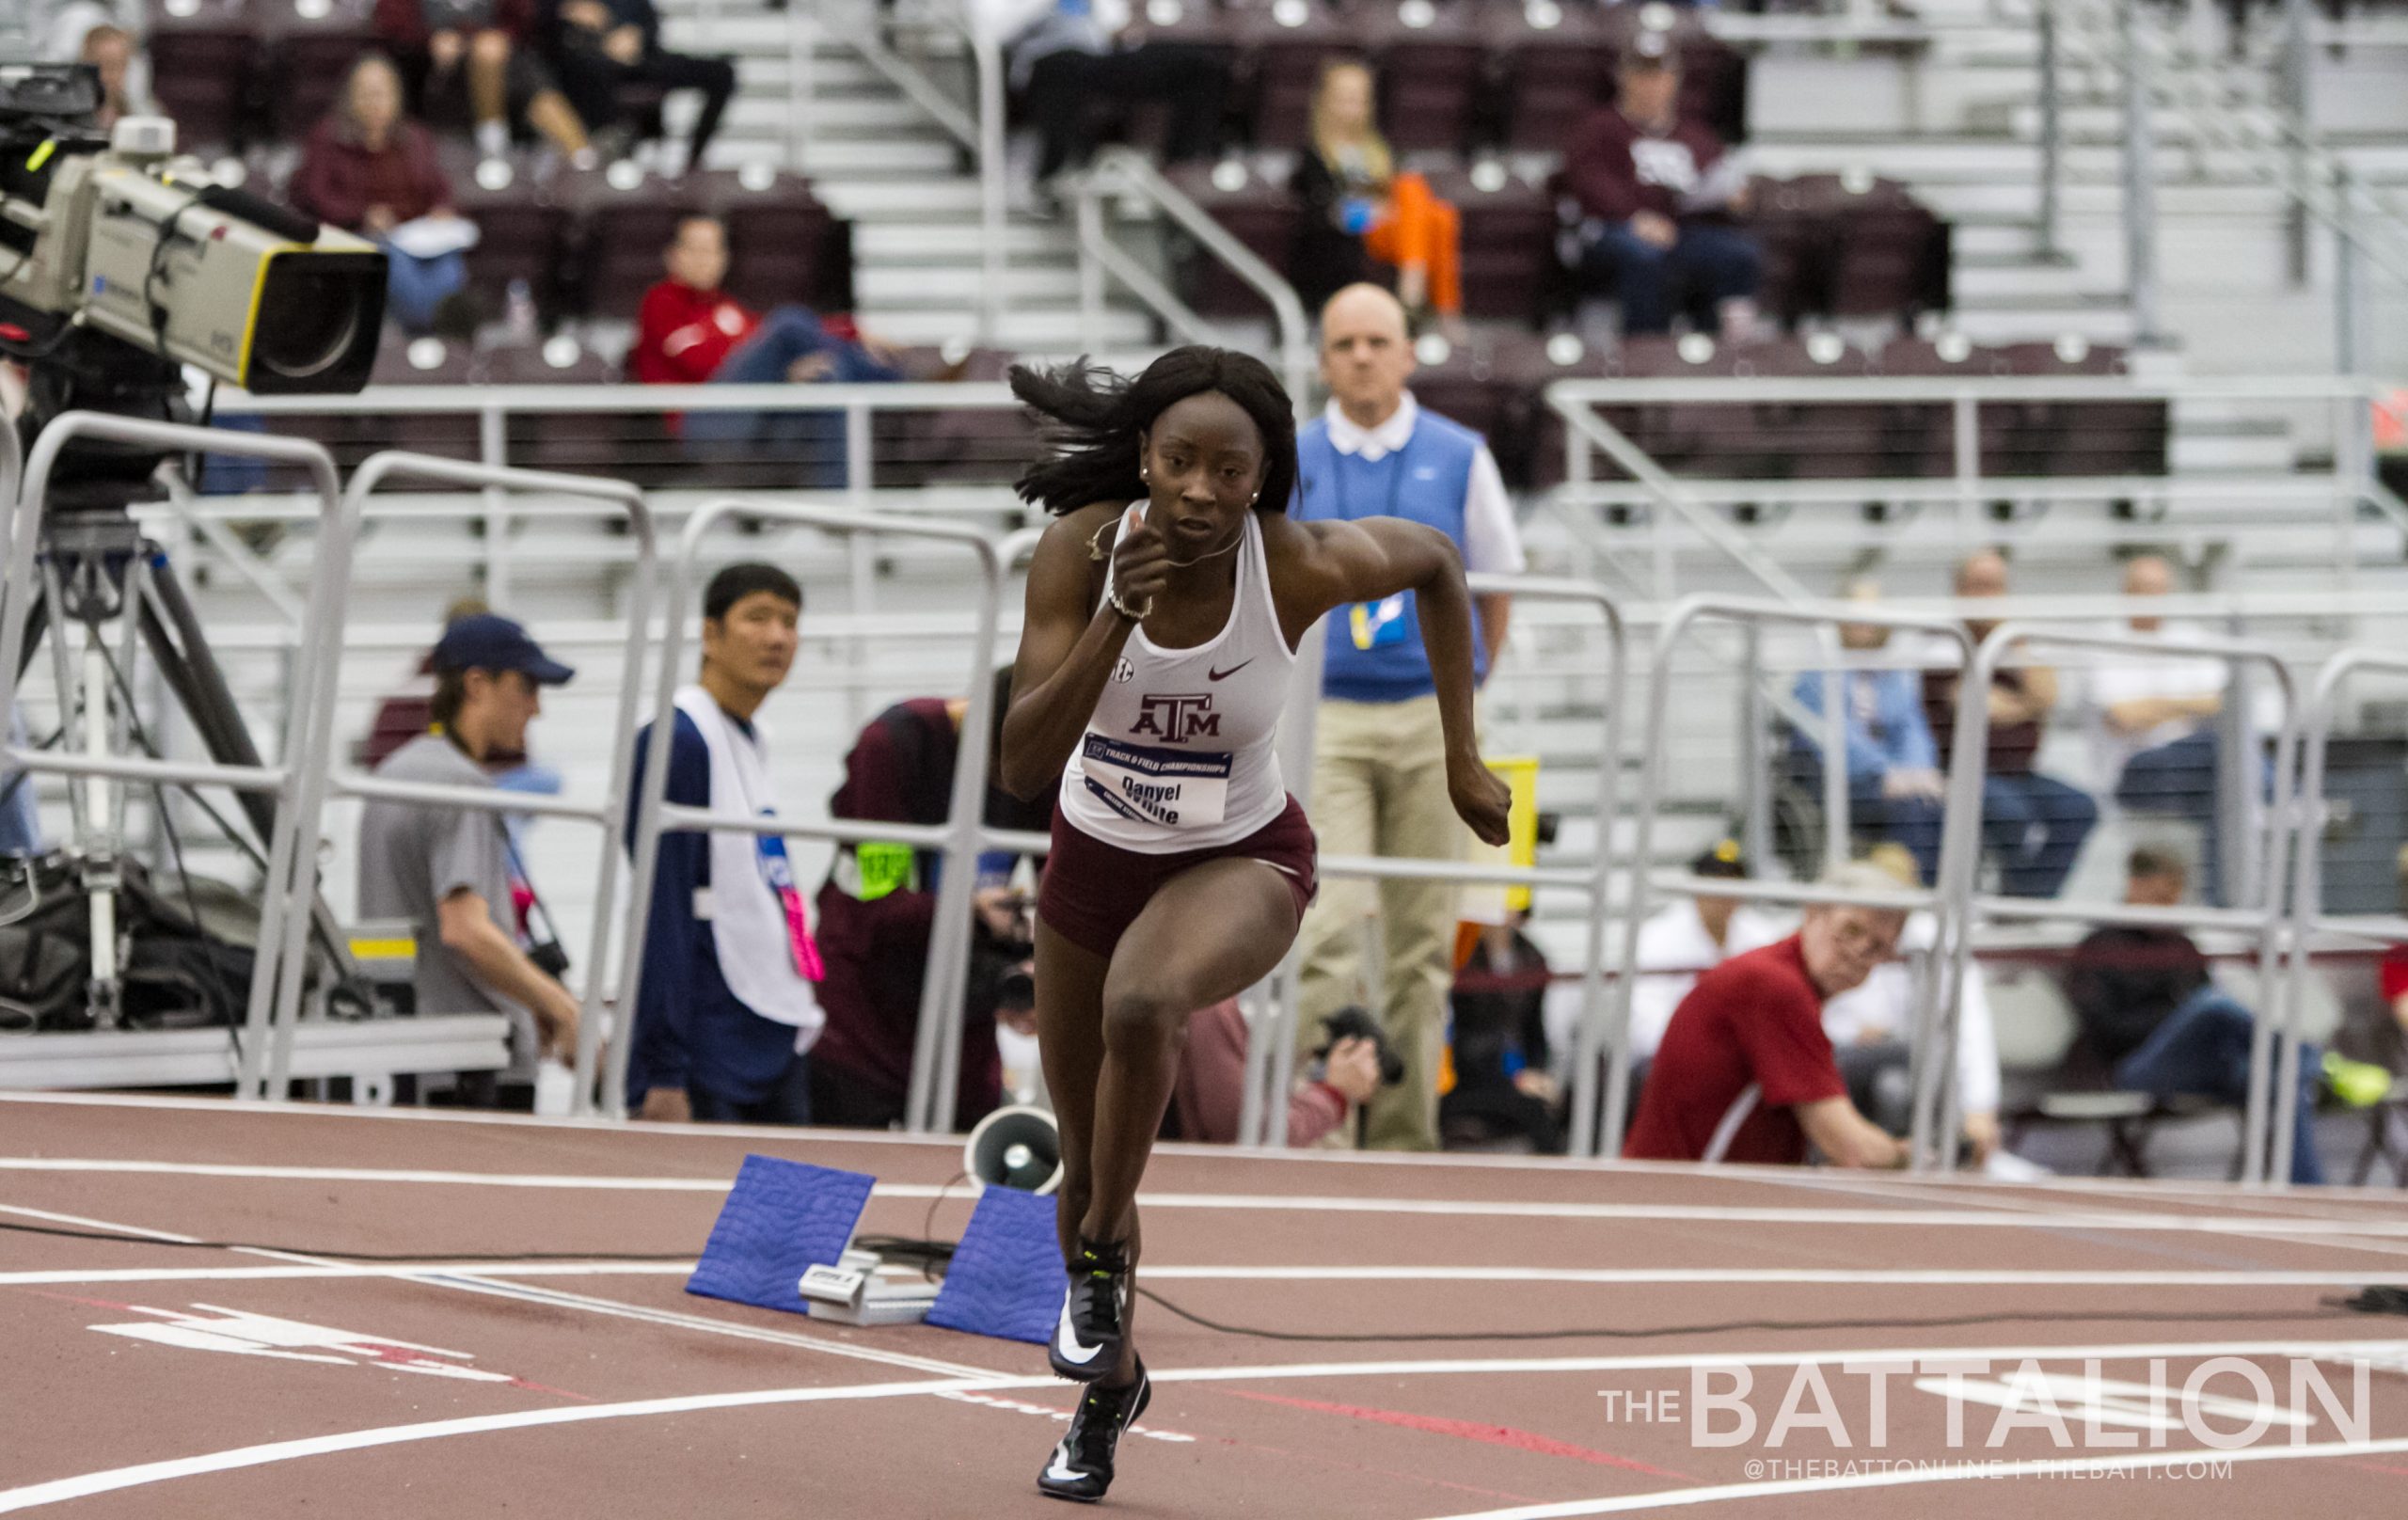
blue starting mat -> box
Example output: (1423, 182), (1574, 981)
(927, 1184), (1069, 1346)
(685, 1154), (877, 1315)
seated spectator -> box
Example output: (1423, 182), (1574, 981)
(539, 0), (735, 176)
(1624, 863), (1910, 1167)
(631, 215), (905, 487)
(292, 55), (476, 337)
(357, 614), (582, 1097)
(1924, 548), (2097, 898)
(1627, 839), (1784, 1060)
(1562, 33), (1760, 338)
(1291, 60), (1463, 334)
(983, 0), (1230, 194)
(1821, 844), (2014, 1169)
(2088, 554), (2235, 903)
(1168, 999), (1379, 1146)
(373, 0), (594, 163)
(79, 23), (154, 134)
(2065, 848), (2386, 1185)
(810, 670), (1054, 1132)
(1789, 578), (1948, 885)
(1443, 912), (1564, 1152)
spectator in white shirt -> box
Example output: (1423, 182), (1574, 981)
(2088, 555), (2234, 901)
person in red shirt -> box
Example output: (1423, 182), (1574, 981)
(291, 54), (471, 335)
(1624, 864), (1910, 1167)
(1562, 35), (1761, 338)
(630, 215), (901, 486)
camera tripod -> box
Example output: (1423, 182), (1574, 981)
(0, 364), (360, 1035)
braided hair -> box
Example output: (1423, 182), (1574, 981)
(1008, 346), (1297, 518)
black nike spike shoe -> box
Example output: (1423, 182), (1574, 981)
(1037, 1357), (1151, 1503)
(1048, 1236), (1132, 1383)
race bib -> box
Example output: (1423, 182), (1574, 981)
(1080, 735), (1232, 829)
(1350, 594), (1411, 651)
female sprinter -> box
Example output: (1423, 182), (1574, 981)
(998, 346), (1512, 1501)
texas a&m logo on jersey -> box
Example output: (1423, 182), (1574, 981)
(1132, 693), (1220, 743)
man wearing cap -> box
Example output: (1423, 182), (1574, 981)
(1564, 34), (1761, 338)
(1626, 840), (1784, 1064)
(624, 563), (819, 1125)
(357, 613), (582, 1088)
(1291, 282), (1525, 1151)
(1624, 863), (1909, 1168)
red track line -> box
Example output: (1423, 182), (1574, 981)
(1215, 1435), (1553, 1506)
(1216, 1389), (1699, 1483)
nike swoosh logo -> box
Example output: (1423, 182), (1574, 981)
(1054, 1290), (1102, 1365)
(1207, 660), (1253, 682)
(1045, 1443), (1085, 1483)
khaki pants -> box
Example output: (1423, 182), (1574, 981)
(1294, 695), (1460, 1150)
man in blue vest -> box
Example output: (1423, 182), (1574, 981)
(1291, 283), (1525, 1149)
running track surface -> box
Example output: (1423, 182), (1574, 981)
(7, 1093), (2408, 1518)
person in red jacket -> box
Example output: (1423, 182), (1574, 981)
(1562, 33), (1761, 338)
(291, 54), (472, 334)
(372, 0), (593, 162)
(631, 215), (902, 486)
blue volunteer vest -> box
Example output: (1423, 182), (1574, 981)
(1293, 409), (1487, 703)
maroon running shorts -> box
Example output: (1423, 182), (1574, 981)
(1037, 794), (1319, 958)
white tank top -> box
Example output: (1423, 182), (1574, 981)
(1057, 502), (1295, 852)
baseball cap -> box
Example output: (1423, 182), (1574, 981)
(431, 613), (576, 686)
(1689, 839), (1749, 879)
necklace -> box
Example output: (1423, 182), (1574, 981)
(1164, 531), (1243, 569)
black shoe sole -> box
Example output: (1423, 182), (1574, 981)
(1036, 1369), (1150, 1502)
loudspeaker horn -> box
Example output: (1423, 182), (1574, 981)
(963, 1103), (1063, 1195)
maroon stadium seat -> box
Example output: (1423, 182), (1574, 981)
(147, 0), (260, 153)
(1162, 159), (1301, 321)
(438, 148), (573, 316)
(1418, 163), (1554, 324)
(1356, 2), (1485, 155)
(1482, 0), (1617, 153)
(694, 169), (850, 315)
(556, 164), (706, 320)
(256, 0), (374, 143)
(365, 338), (483, 464)
(1233, 0), (1360, 150)
(480, 340), (629, 479)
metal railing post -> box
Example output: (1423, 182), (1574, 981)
(2283, 0), (2313, 286)
(2121, 0), (2163, 346)
(974, 24), (1008, 347)
(2037, 0), (2065, 263)
(2335, 165), (2359, 376)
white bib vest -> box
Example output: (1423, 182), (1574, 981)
(672, 687), (822, 1044)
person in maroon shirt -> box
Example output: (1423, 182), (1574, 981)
(373, 0), (592, 161)
(630, 215), (901, 486)
(809, 673), (1054, 1130)
(291, 54), (471, 335)
(1562, 36), (1761, 338)
(1624, 865), (1910, 1167)
(1921, 547), (2098, 898)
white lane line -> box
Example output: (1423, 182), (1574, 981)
(0, 1263), (701, 1287)
(0, 1198), (1003, 1384)
(6, 1335), (2404, 1514)
(1408, 1435), (2408, 1520)
(0, 1202), (207, 1243)
(12, 1156), (2408, 1238)
(2, 1262), (2393, 1290)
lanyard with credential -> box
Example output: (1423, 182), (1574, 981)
(1331, 434), (1411, 650)
(712, 711), (825, 984)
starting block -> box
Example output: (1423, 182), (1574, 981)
(686, 1154), (939, 1326)
(927, 1183), (1069, 1346)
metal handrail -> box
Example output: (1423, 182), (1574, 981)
(1073, 148), (1316, 413)
(0, 412), (351, 1101)
(1588, 595), (1982, 1163)
(615, 498), (1007, 1130)
(1934, 622), (2303, 1184)
(2280, 648), (2408, 1188)
(258, 454), (657, 1113)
